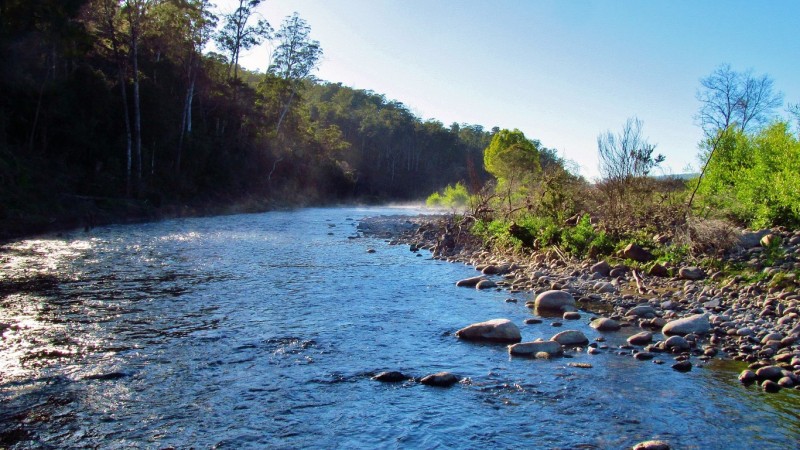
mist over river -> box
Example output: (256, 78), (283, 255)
(1, 207), (798, 449)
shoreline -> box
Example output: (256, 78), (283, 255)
(359, 213), (800, 394)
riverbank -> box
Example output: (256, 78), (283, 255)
(359, 213), (800, 394)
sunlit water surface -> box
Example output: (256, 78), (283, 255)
(1, 207), (798, 449)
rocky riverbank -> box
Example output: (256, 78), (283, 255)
(358, 213), (800, 394)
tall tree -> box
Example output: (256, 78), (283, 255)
(123, 0), (147, 194)
(214, 0), (271, 82)
(268, 12), (322, 134)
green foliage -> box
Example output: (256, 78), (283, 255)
(695, 122), (800, 228)
(426, 182), (470, 208)
(483, 129), (541, 183)
(561, 215), (595, 257)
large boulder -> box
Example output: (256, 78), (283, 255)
(678, 267), (706, 280)
(662, 313), (711, 336)
(508, 340), (563, 357)
(590, 260), (611, 276)
(623, 243), (653, 262)
(551, 330), (589, 346)
(533, 290), (576, 312)
(455, 319), (521, 343)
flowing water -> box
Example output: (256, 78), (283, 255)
(1, 207), (798, 449)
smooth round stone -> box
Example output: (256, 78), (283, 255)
(672, 360), (692, 372)
(563, 311), (581, 320)
(372, 371), (407, 382)
(627, 331), (653, 346)
(633, 440), (671, 450)
(590, 317), (621, 331)
(551, 330), (589, 346)
(634, 352), (655, 361)
(455, 318), (521, 343)
(533, 290), (576, 311)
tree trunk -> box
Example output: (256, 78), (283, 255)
(276, 84), (298, 134)
(131, 18), (143, 194)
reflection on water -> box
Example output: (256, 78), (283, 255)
(1, 207), (798, 449)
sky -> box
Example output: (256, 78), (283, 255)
(216, 0), (800, 179)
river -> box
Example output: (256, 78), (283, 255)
(1, 207), (798, 449)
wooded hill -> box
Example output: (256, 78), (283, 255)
(0, 0), (509, 238)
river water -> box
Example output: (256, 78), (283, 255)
(1, 207), (798, 449)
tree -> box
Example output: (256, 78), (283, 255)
(597, 117), (663, 182)
(690, 64), (783, 208)
(268, 12), (322, 134)
(696, 63), (783, 135)
(215, 0), (271, 82)
(596, 117), (664, 222)
(483, 128), (541, 183)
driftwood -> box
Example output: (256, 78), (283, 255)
(631, 269), (647, 294)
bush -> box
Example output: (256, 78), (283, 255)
(695, 122), (800, 228)
(426, 182), (470, 209)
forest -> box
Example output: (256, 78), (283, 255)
(0, 0), (498, 239)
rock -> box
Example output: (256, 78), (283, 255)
(508, 340), (563, 357)
(372, 371), (407, 382)
(366, 248), (377, 253)
(609, 267), (628, 278)
(590, 260), (611, 276)
(739, 229), (770, 249)
(533, 290), (576, 312)
(568, 362), (593, 369)
(594, 281), (617, 294)
(455, 319), (521, 343)
(662, 313), (711, 336)
(456, 276), (485, 287)
(551, 330), (589, 346)
(590, 317), (621, 331)
(648, 263), (669, 277)
(623, 243), (653, 262)
(778, 377), (794, 388)
(481, 264), (507, 275)
(632, 440), (671, 450)
(634, 352), (655, 361)
(420, 372), (459, 387)
(562, 311), (581, 320)
(475, 279), (497, 290)
(738, 369), (757, 384)
(627, 305), (657, 318)
(762, 379), (781, 393)
(678, 267), (706, 280)
(760, 233), (781, 248)
(664, 335), (690, 351)
(627, 331), (653, 346)
(755, 365), (785, 382)
(672, 360), (692, 372)
(524, 318), (542, 325)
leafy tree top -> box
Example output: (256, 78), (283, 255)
(483, 128), (541, 182)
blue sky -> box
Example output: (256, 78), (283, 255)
(218, 0), (800, 179)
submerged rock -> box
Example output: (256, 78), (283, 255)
(627, 331), (653, 346)
(455, 318), (521, 343)
(456, 276), (486, 287)
(632, 440), (671, 450)
(508, 340), (563, 357)
(420, 372), (459, 387)
(372, 371), (407, 382)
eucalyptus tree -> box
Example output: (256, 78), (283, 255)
(151, 0), (217, 174)
(215, 0), (271, 82)
(268, 12), (322, 134)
